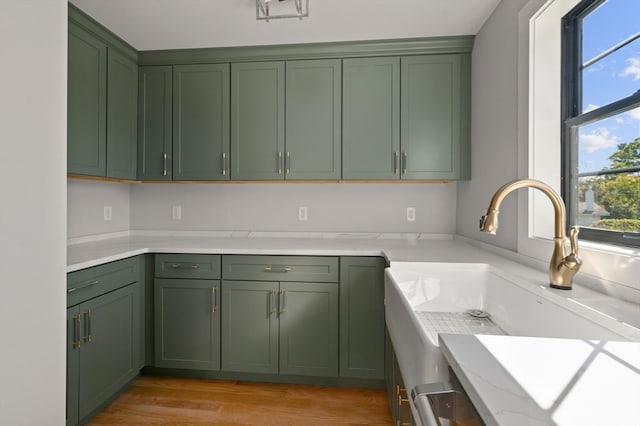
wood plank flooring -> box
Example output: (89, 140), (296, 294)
(88, 376), (393, 425)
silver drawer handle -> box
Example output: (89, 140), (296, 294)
(279, 289), (286, 314)
(67, 280), (99, 293)
(402, 151), (407, 175)
(170, 263), (199, 270)
(222, 152), (227, 176)
(393, 151), (399, 175)
(264, 266), (292, 273)
(73, 314), (82, 349)
(277, 151), (283, 175)
(163, 152), (168, 176)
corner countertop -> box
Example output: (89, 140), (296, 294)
(66, 231), (640, 336)
(439, 333), (640, 426)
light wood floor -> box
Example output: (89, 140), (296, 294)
(88, 376), (393, 425)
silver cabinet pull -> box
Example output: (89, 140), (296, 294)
(279, 289), (286, 314)
(83, 309), (92, 343)
(264, 266), (292, 273)
(67, 280), (99, 294)
(211, 287), (217, 313)
(277, 151), (283, 175)
(73, 314), (82, 349)
(269, 290), (276, 316)
(163, 152), (168, 176)
(393, 151), (399, 175)
(170, 263), (199, 270)
(286, 151), (290, 175)
(222, 152), (227, 176)
(402, 151), (407, 175)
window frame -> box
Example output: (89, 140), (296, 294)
(561, 0), (640, 248)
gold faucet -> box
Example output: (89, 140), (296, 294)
(479, 179), (582, 290)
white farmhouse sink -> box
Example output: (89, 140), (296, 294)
(384, 262), (638, 404)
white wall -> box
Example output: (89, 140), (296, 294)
(130, 183), (456, 234)
(456, 0), (530, 250)
(0, 1), (67, 424)
(68, 179), (131, 238)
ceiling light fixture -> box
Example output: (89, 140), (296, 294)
(256, 0), (309, 22)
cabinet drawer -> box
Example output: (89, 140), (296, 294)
(155, 254), (221, 279)
(67, 256), (139, 307)
(222, 255), (338, 282)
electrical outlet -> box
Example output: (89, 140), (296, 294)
(298, 206), (308, 221)
(172, 205), (182, 220)
(103, 206), (112, 221)
(406, 207), (416, 222)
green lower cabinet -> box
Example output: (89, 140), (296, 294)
(279, 282), (338, 376)
(221, 281), (279, 374)
(66, 308), (80, 426)
(386, 328), (415, 426)
(221, 280), (338, 377)
(154, 278), (221, 370)
(339, 257), (385, 379)
(67, 282), (142, 425)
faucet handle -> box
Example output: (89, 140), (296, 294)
(569, 226), (580, 256)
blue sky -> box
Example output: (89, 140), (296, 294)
(578, 0), (640, 172)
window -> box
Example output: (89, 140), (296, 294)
(562, 0), (640, 247)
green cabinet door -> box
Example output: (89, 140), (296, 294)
(138, 66), (172, 180)
(342, 57), (400, 180)
(339, 257), (385, 379)
(68, 23), (106, 176)
(279, 282), (338, 377)
(231, 62), (285, 180)
(173, 64), (230, 180)
(285, 60), (341, 180)
(154, 278), (221, 370)
(401, 54), (470, 180)
(67, 308), (80, 426)
(221, 280), (279, 374)
(107, 49), (138, 179)
(77, 282), (142, 421)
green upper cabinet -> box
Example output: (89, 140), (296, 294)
(106, 49), (138, 180)
(231, 62), (285, 180)
(138, 66), (172, 180)
(68, 23), (107, 176)
(401, 54), (470, 180)
(173, 64), (230, 180)
(285, 59), (341, 180)
(342, 57), (401, 180)
(68, 14), (138, 180)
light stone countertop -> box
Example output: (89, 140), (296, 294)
(67, 232), (640, 333)
(440, 333), (640, 426)
(68, 231), (640, 424)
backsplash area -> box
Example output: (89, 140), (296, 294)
(68, 179), (457, 238)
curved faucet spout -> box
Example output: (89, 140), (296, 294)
(479, 179), (582, 290)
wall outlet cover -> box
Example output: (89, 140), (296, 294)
(298, 206), (308, 221)
(407, 207), (416, 222)
(172, 205), (182, 220)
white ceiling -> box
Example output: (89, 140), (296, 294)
(69, 0), (501, 51)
